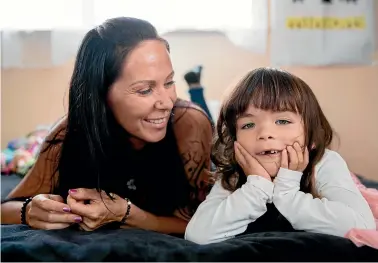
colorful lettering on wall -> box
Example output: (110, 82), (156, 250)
(288, 0), (364, 29)
(292, 0), (358, 4)
(285, 16), (366, 29)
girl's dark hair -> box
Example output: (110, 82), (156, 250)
(212, 67), (333, 196)
(45, 17), (190, 216)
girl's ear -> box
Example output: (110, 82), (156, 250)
(311, 143), (316, 150)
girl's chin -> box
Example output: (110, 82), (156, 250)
(259, 159), (280, 173)
(269, 173), (278, 178)
(261, 165), (280, 178)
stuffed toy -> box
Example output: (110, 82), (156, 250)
(1, 127), (50, 176)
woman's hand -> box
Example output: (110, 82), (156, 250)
(234, 141), (271, 181)
(67, 188), (127, 231)
(26, 194), (82, 230)
(281, 142), (309, 172)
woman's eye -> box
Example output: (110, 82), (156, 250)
(138, 88), (152, 95)
(165, 80), (176, 88)
(276, 119), (291, 125)
(241, 123), (255, 129)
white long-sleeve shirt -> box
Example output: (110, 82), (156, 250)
(185, 150), (376, 244)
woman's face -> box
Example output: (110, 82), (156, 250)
(108, 40), (177, 149)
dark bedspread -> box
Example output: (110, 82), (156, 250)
(1, 225), (377, 262)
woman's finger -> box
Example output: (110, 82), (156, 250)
(69, 201), (97, 219)
(78, 222), (92, 231)
(40, 211), (82, 224)
(29, 219), (72, 230)
(68, 188), (99, 201)
(32, 194), (72, 213)
(80, 217), (105, 231)
(67, 194), (85, 207)
(47, 194), (65, 203)
(29, 204), (82, 224)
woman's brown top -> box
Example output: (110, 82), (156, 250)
(7, 99), (213, 219)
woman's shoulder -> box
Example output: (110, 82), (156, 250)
(43, 116), (68, 144)
(172, 99), (213, 128)
(6, 116), (68, 198)
(171, 98), (213, 163)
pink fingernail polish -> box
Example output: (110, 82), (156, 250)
(63, 207), (71, 212)
(74, 217), (82, 223)
(69, 189), (77, 193)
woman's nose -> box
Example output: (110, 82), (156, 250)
(154, 88), (174, 110)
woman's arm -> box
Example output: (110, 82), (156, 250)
(185, 177), (273, 244)
(273, 150), (376, 237)
(1, 118), (66, 224)
(120, 203), (187, 234)
(1, 200), (26, 224)
(67, 188), (188, 234)
(173, 105), (214, 221)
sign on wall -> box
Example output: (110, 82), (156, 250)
(270, 0), (376, 66)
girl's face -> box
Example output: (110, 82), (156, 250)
(236, 105), (305, 177)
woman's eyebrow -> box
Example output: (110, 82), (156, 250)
(129, 80), (155, 87)
(166, 71), (175, 79)
(129, 71), (175, 87)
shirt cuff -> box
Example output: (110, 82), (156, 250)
(276, 168), (303, 183)
(247, 175), (274, 202)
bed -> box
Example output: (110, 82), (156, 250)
(1, 174), (378, 261)
(2, 224), (378, 261)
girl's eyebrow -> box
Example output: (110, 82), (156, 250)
(237, 113), (255, 120)
(273, 111), (296, 115)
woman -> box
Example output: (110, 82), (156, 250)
(1, 17), (213, 234)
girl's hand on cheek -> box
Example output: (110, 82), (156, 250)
(235, 141), (271, 182)
(280, 142), (309, 172)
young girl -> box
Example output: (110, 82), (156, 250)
(185, 67), (375, 244)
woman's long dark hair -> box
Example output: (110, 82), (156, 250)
(45, 17), (190, 216)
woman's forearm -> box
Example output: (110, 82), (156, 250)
(1, 201), (24, 224)
(121, 204), (188, 234)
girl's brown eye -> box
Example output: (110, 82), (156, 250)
(276, 120), (291, 125)
(241, 123), (255, 129)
